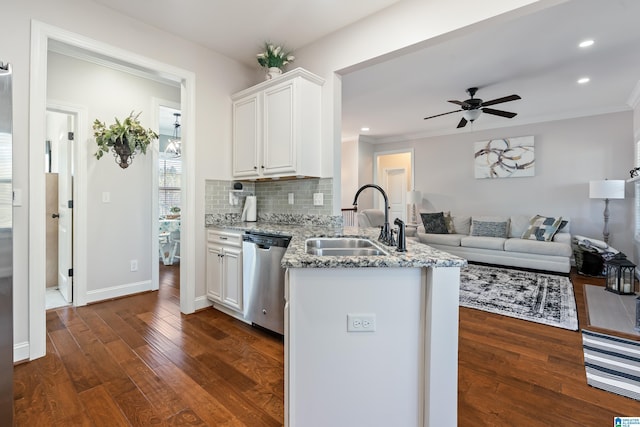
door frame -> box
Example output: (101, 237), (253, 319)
(29, 21), (196, 360)
(373, 148), (415, 212)
(46, 102), (88, 306)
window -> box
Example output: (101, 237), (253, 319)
(159, 153), (181, 217)
(0, 133), (11, 229)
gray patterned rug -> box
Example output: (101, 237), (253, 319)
(460, 264), (578, 331)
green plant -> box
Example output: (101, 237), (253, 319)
(93, 111), (158, 167)
(170, 206), (181, 214)
(256, 43), (295, 69)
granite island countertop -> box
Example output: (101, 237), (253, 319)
(206, 221), (467, 269)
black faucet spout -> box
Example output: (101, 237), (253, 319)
(394, 218), (407, 252)
(353, 184), (392, 246)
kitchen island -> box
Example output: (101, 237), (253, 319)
(281, 227), (466, 427)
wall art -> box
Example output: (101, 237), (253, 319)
(474, 136), (535, 179)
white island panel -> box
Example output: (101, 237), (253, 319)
(286, 266), (460, 427)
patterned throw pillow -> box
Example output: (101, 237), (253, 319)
(470, 220), (509, 238)
(443, 211), (455, 233)
(420, 212), (449, 234)
(521, 215), (563, 241)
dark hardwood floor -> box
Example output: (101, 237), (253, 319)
(13, 266), (640, 426)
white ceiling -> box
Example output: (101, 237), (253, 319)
(93, 0), (640, 142)
(342, 0), (640, 142)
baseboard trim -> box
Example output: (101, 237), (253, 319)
(14, 341), (29, 363)
(85, 280), (153, 304)
(194, 295), (213, 312)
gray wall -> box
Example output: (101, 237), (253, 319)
(367, 111), (635, 257)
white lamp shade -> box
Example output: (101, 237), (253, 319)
(407, 190), (422, 204)
(589, 180), (625, 199)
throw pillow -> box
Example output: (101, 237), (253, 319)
(521, 215), (564, 241)
(420, 212), (449, 234)
(470, 220), (509, 238)
(443, 211), (455, 233)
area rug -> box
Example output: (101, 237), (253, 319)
(582, 329), (640, 400)
(459, 264), (578, 330)
(584, 284), (639, 336)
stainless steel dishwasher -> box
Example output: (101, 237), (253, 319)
(242, 231), (291, 335)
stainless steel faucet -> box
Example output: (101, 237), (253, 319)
(352, 184), (393, 246)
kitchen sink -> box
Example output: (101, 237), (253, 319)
(305, 238), (389, 256)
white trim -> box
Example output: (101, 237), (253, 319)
(195, 295), (214, 312)
(13, 341), (29, 363)
(627, 80), (640, 109)
(85, 280), (153, 304)
(29, 20), (197, 361)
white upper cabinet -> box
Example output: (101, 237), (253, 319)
(232, 68), (324, 179)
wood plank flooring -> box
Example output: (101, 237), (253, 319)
(13, 266), (640, 426)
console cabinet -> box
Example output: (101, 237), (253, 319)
(232, 68), (324, 179)
(206, 229), (243, 312)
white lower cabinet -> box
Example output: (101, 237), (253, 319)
(206, 229), (243, 313)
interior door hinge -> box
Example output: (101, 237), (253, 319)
(68, 200), (73, 209)
(68, 131), (74, 141)
(68, 268), (73, 277)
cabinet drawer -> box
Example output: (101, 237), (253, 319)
(207, 229), (242, 247)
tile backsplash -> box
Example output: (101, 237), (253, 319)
(205, 178), (340, 225)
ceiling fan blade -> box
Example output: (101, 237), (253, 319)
(481, 107), (517, 118)
(448, 100), (472, 108)
(424, 109), (461, 120)
(456, 117), (468, 128)
(480, 94), (521, 107)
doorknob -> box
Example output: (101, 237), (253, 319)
(52, 213), (60, 218)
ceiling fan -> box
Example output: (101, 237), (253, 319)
(424, 87), (521, 128)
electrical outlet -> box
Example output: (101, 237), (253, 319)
(288, 193), (294, 204)
(347, 313), (376, 332)
(130, 260), (138, 272)
(313, 193), (323, 206)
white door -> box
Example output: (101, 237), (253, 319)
(55, 112), (73, 303)
(383, 168), (407, 223)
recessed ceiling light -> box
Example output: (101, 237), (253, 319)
(579, 39), (594, 48)
(577, 77), (590, 84)
(360, 127), (370, 132)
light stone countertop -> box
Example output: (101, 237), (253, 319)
(206, 221), (467, 269)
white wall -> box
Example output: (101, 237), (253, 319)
(340, 138), (358, 208)
(4, 0), (252, 358)
(371, 111), (635, 258)
(47, 52), (180, 295)
(292, 0), (547, 213)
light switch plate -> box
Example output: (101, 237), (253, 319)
(288, 193), (294, 204)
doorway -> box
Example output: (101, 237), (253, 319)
(44, 109), (75, 310)
(29, 21), (197, 361)
(374, 149), (414, 223)
(157, 104), (182, 295)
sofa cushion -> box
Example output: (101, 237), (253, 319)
(461, 236), (506, 250)
(509, 215), (532, 238)
(470, 219), (509, 238)
(420, 212), (448, 234)
(451, 215), (471, 235)
(417, 232), (463, 246)
(504, 238), (573, 257)
(521, 215), (563, 241)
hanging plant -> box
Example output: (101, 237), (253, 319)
(93, 111), (158, 169)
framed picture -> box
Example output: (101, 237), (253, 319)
(474, 136), (535, 179)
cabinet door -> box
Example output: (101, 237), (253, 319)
(205, 244), (223, 302)
(263, 81), (296, 175)
(233, 94), (261, 177)
(221, 246), (243, 312)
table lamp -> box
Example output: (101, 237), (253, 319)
(589, 179), (625, 244)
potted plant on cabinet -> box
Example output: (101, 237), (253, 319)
(93, 111), (158, 169)
(256, 42), (295, 80)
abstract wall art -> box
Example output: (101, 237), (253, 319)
(474, 136), (535, 179)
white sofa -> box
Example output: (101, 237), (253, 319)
(416, 213), (572, 273)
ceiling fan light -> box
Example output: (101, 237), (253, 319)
(463, 109), (481, 122)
